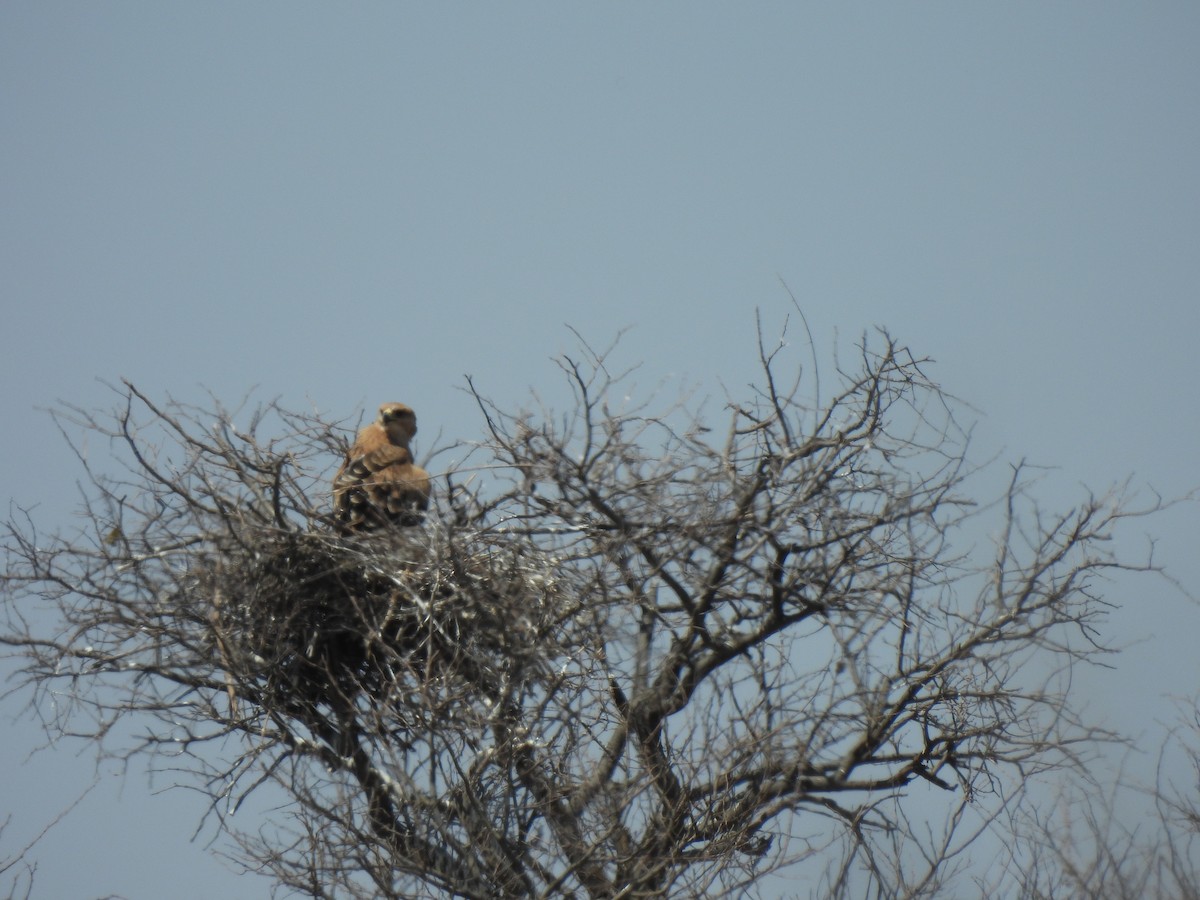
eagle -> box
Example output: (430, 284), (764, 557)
(332, 402), (431, 532)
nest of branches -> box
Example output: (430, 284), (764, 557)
(196, 524), (566, 726)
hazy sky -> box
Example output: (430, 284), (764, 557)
(2, 5), (1198, 897)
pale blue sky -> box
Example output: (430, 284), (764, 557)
(2, 5), (1198, 897)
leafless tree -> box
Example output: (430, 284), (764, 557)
(0, 787), (95, 900)
(989, 698), (1200, 899)
(0, 814), (36, 900)
(0, 321), (1174, 898)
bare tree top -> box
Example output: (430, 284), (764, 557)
(1, 323), (1179, 899)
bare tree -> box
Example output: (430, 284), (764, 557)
(0, 321), (1173, 898)
(991, 699), (1200, 899)
(0, 787), (95, 900)
(0, 814), (36, 900)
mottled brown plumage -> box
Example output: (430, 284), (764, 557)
(333, 403), (430, 531)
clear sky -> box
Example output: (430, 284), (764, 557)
(2, 5), (1197, 898)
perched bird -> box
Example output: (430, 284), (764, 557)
(332, 402), (431, 531)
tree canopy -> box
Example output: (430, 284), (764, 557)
(1, 322), (1184, 898)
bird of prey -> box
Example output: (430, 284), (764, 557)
(332, 402), (430, 531)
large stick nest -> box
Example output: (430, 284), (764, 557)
(193, 525), (567, 721)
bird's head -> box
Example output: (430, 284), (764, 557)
(377, 402), (417, 446)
